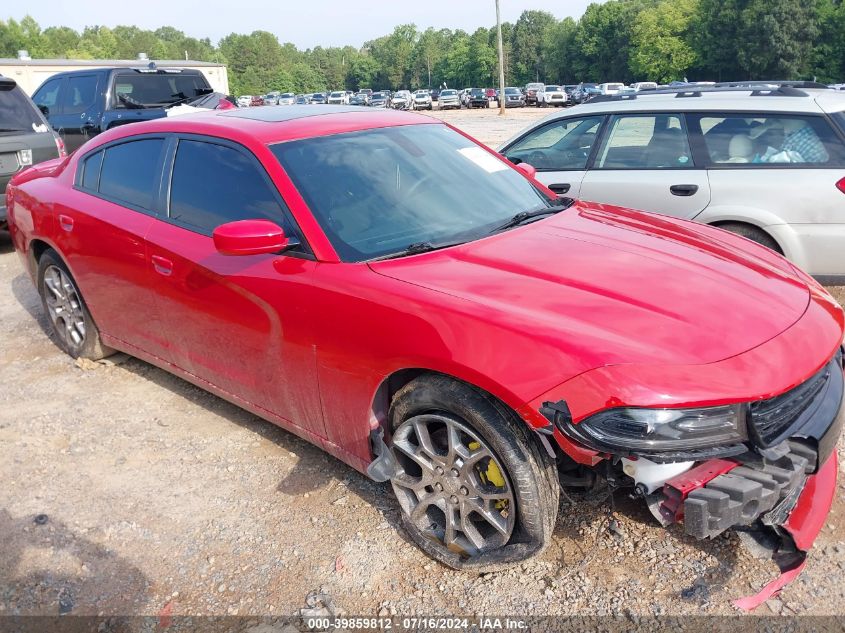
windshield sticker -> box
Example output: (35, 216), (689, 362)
(458, 147), (508, 173)
(32, 123), (49, 133)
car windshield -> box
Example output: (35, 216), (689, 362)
(471, 89), (484, 96)
(271, 124), (555, 262)
(0, 86), (44, 132)
(441, 90), (457, 96)
(281, 93), (295, 98)
(546, 86), (561, 91)
(113, 73), (211, 106)
(330, 92), (343, 97)
(505, 88), (520, 94)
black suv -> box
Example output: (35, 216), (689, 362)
(31, 66), (213, 153)
(469, 88), (489, 109)
(1, 76), (63, 230)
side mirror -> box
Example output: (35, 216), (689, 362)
(38, 104), (49, 117)
(212, 219), (298, 256)
(514, 162), (537, 179)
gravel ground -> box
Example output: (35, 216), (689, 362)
(1, 106), (844, 621)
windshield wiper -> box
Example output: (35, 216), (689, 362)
(490, 199), (574, 233)
(368, 240), (467, 262)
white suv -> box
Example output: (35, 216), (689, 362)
(499, 83), (845, 281)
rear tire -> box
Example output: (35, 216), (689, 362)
(715, 222), (782, 254)
(388, 375), (558, 570)
(36, 249), (113, 360)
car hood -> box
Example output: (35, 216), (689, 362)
(369, 202), (810, 368)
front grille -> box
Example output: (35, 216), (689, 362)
(749, 353), (838, 446)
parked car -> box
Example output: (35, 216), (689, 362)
(485, 88), (498, 104)
(460, 88), (472, 108)
(469, 88), (489, 109)
(278, 93), (296, 106)
(391, 90), (412, 110)
(359, 88), (373, 99)
(0, 76), (65, 230)
(500, 87), (525, 108)
(263, 91), (280, 105)
(250, 95), (264, 107)
(31, 66), (214, 153)
(328, 91), (348, 105)
(438, 89), (460, 110)
(369, 91), (389, 108)
(598, 82), (625, 96)
(538, 85), (567, 107)
(631, 82), (658, 92)
(237, 95), (253, 107)
(349, 94), (367, 106)
(311, 93), (327, 104)
(295, 94), (311, 105)
(571, 83), (598, 104)
(413, 90), (433, 110)
(563, 85), (578, 100)
(524, 82), (544, 106)
(499, 83), (845, 280)
(8, 106), (842, 577)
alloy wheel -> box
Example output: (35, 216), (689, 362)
(42, 265), (86, 349)
(391, 413), (516, 557)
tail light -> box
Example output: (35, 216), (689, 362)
(55, 135), (67, 158)
(837, 176), (845, 194)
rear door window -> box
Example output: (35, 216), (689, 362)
(694, 114), (845, 166)
(168, 139), (288, 236)
(32, 77), (63, 116)
(80, 150), (103, 191)
(0, 85), (46, 133)
(596, 114), (693, 169)
(98, 139), (164, 210)
(62, 75), (98, 115)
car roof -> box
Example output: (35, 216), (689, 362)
(44, 67), (206, 77)
(544, 88), (845, 116)
(81, 105), (433, 148)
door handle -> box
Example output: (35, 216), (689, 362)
(151, 255), (173, 276)
(548, 183), (571, 195)
(81, 121), (97, 131)
(670, 184), (699, 196)
(58, 214), (74, 232)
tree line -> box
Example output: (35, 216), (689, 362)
(1, 0), (844, 96)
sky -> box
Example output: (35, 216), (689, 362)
(9, 1), (599, 50)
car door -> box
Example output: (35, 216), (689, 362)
(501, 115), (606, 198)
(54, 136), (167, 356)
(49, 74), (102, 153)
(690, 111), (845, 277)
(578, 112), (711, 218)
(144, 135), (325, 437)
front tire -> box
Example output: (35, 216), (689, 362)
(388, 375), (558, 570)
(37, 249), (113, 360)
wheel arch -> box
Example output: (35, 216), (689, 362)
(369, 367), (540, 441)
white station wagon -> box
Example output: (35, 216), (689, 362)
(500, 83), (845, 282)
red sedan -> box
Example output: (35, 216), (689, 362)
(7, 106), (844, 580)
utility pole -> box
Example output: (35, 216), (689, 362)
(496, 0), (506, 115)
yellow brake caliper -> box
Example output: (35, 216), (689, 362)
(468, 441), (508, 513)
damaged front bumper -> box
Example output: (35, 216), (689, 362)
(539, 347), (844, 607)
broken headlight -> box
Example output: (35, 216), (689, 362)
(572, 404), (747, 452)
